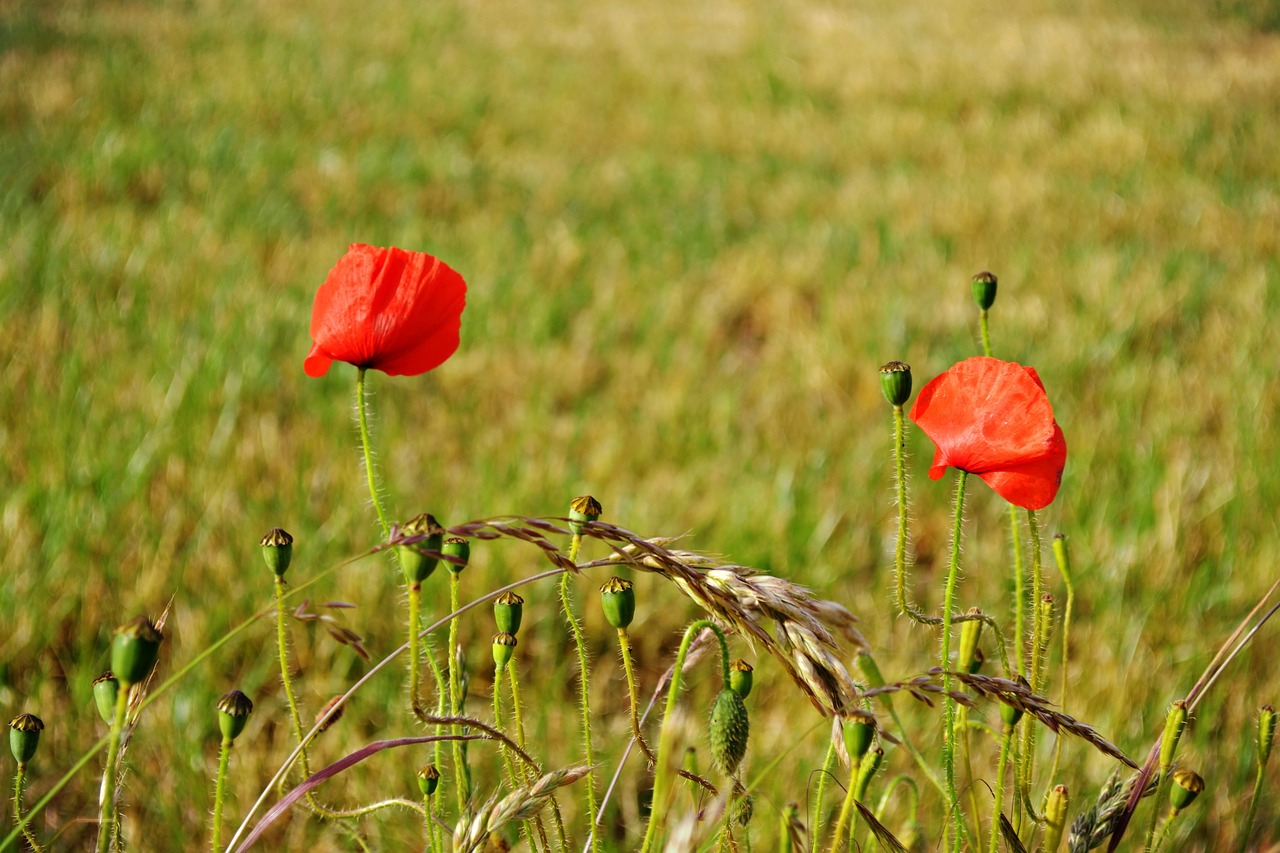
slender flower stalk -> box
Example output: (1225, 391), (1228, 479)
(96, 686), (129, 853)
(565, 496), (602, 852)
(211, 690), (253, 852)
(11, 763), (43, 853)
(9, 713), (45, 853)
(1047, 533), (1076, 785)
(940, 471), (969, 853)
(1016, 509), (1048, 830)
(811, 736), (838, 843)
(989, 694), (1024, 853)
(1239, 704), (1277, 852)
(447, 571), (471, 811)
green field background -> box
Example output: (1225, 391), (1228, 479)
(3, 0), (1279, 848)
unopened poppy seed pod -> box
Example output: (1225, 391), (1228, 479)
(879, 361), (912, 407)
(568, 495), (602, 536)
(729, 659), (754, 699)
(492, 632), (517, 670)
(493, 591), (524, 636)
(599, 576), (635, 629)
(260, 528), (293, 577)
(709, 688), (750, 774)
(8, 713), (43, 765)
(1170, 768), (1205, 811)
(843, 709), (876, 760)
(971, 270), (998, 310)
(217, 690), (254, 743)
(417, 763), (441, 797)
(111, 616), (163, 686)
(398, 514), (443, 583)
(443, 537), (470, 573)
(957, 608), (983, 674)
(93, 671), (120, 723)
(1259, 704), (1276, 764)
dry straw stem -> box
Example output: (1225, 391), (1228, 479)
(452, 765), (591, 853)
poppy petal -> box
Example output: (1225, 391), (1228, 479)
(978, 423), (1067, 510)
(304, 344), (335, 378)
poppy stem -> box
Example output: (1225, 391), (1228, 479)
(354, 367), (392, 540)
(940, 470), (969, 853)
(1017, 510), (1046, 830)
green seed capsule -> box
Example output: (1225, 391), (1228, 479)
(443, 537), (470, 574)
(879, 361), (912, 407)
(217, 690), (254, 743)
(93, 671), (120, 724)
(260, 527), (293, 577)
(599, 576), (636, 629)
(971, 270), (998, 310)
(417, 763), (441, 797)
(493, 591), (524, 636)
(1259, 704), (1276, 765)
(843, 709), (876, 761)
(397, 513), (444, 584)
(492, 632), (517, 670)
(111, 616), (163, 686)
(8, 713), (43, 765)
(709, 689), (750, 774)
(728, 659), (754, 699)
(568, 495), (602, 536)
(1169, 768), (1205, 811)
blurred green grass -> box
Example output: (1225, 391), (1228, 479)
(2, 0), (1279, 847)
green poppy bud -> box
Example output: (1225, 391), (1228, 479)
(315, 695), (344, 733)
(217, 690), (254, 743)
(111, 615), (163, 686)
(842, 709), (876, 761)
(1044, 785), (1069, 852)
(260, 528), (293, 577)
(709, 689), (750, 774)
(492, 632), (517, 670)
(417, 763), (441, 797)
(493, 591), (524, 636)
(397, 513), (443, 584)
(729, 659), (754, 699)
(443, 537), (470, 574)
(8, 713), (43, 765)
(1159, 700), (1189, 770)
(599, 576), (636, 630)
(971, 270), (998, 311)
(568, 495), (602, 536)
(879, 361), (912, 407)
(957, 608), (983, 674)
(93, 671), (120, 724)
(1169, 768), (1204, 811)
(1259, 704), (1276, 766)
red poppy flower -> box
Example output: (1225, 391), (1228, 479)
(304, 244), (467, 378)
(909, 356), (1067, 510)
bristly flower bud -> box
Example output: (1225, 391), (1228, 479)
(442, 537), (470, 574)
(111, 615), (163, 686)
(1169, 768), (1205, 811)
(1159, 700), (1189, 769)
(417, 763), (441, 797)
(397, 513), (443, 584)
(599, 576), (636, 629)
(1000, 675), (1030, 728)
(856, 745), (884, 789)
(568, 495), (603, 536)
(1258, 704), (1276, 765)
(709, 688), (750, 774)
(971, 270), (998, 310)
(957, 608), (983, 674)
(8, 713), (44, 765)
(1043, 784), (1069, 852)
(493, 591), (524, 636)
(729, 659), (754, 699)
(260, 528), (294, 577)
(842, 709), (876, 761)
(93, 672), (120, 723)
(315, 695), (345, 733)
(492, 632), (517, 670)
(217, 690), (254, 743)
(879, 361), (912, 408)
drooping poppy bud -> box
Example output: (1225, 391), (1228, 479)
(729, 659), (754, 699)
(842, 709), (876, 761)
(1043, 785), (1069, 852)
(1169, 768), (1205, 811)
(709, 689), (750, 774)
(398, 514), (443, 584)
(599, 576), (636, 629)
(417, 763), (441, 797)
(493, 591), (524, 636)
(568, 495), (602, 536)
(1159, 700), (1189, 770)
(260, 528), (294, 578)
(8, 713), (43, 765)
(93, 672), (120, 724)
(492, 632), (517, 670)
(111, 616), (163, 686)
(879, 361), (912, 408)
(442, 537), (470, 574)
(304, 244), (467, 379)
(217, 690), (254, 743)
(971, 270), (998, 310)
(1258, 704), (1276, 766)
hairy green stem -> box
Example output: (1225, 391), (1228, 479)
(96, 684), (129, 853)
(811, 738), (838, 844)
(827, 757), (862, 852)
(989, 725), (1015, 853)
(447, 573), (470, 811)
(355, 368), (391, 538)
(275, 576), (312, 781)
(1047, 534), (1075, 787)
(12, 765), (43, 853)
(1018, 509), (1047, 833)
(979, 310), (992, 359)
(941, 471), (969, 853)
(211, 738), (232, 851)
(561, 531), (600, 852)
(618, 628), (655, 763)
